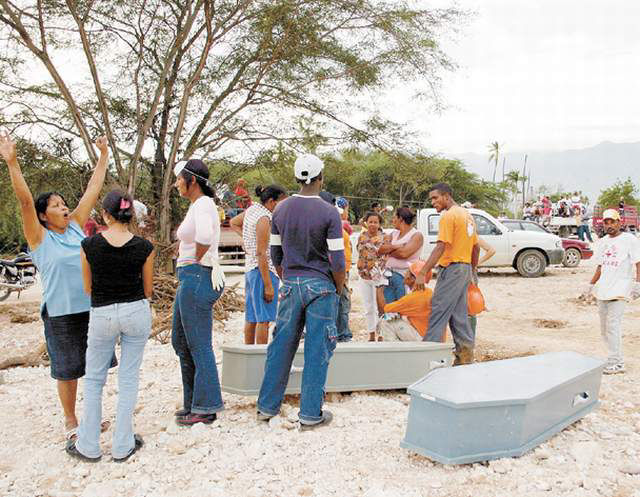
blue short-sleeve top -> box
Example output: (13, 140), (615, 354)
(30, 221), (91, 317)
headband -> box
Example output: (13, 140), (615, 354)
(174, 160), (212, 188)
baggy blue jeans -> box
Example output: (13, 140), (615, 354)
(76, 299), (151, 459)
(257, 277), (338, 424)
(424, 263), (474, 350)
(336, 283), (352, 342)
(171, 264), (224, 415)
(383, 270), (406, 304)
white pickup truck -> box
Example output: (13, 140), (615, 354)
(417, 208), (565, 277)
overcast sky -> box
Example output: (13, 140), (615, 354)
(389, 0), (640, 155)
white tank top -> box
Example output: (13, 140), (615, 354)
(386, 227), (421, 271)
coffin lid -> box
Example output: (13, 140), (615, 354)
(222, 342), (453, 354)
(408, 351), (604, 408)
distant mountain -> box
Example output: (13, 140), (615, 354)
(448, 141), (640, 203)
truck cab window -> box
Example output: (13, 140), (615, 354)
(473, 215), (501, 236)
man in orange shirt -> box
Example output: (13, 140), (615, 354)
(415, 183), (479, 365)
(378, 260), (434, 341)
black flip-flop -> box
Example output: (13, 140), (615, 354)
(113, 434), (144, 463)
(65, 439), (101, 463)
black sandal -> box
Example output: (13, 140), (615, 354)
(65, 439), (101, 463)
(113, 434), (144, 463)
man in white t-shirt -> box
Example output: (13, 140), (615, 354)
(583, 209), (640, 374)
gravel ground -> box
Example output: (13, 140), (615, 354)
(0, 261), (639, 497)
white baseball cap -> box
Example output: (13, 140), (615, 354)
(294, 154), (324, 184)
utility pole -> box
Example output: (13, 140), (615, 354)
(522, 154), (528, 208)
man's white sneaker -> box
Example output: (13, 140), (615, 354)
(603, 363), (625, 375)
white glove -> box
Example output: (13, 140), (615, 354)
(200, 252), (226, 292)
(581, 284), (594, 298)
(631, 282), (640, 300)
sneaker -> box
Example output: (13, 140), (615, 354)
(65, 439), (101, 463)
(257, 410), (274, 422)
(299, 410), (333, 431)
(176, 413), (216, 426)
(174, 408), (190, 417)
(603, 363), (625, 375)
(113, 434), (144, 463)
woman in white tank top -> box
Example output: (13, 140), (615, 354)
(378, 207), (424, 304)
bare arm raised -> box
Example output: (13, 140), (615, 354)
(0, 131), (44, 249)
(70, 136), (109, 228)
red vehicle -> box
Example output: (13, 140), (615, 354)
(501, 220), (593, 268)
(592, 204), (638, 237)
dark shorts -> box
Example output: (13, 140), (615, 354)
(42, 305), (90, 380)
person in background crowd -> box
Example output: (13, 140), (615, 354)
(357, 211), (389, 341)
(133, 199), (148, 228)
(571, 191), (582, 208)
(578, 205), (593, 243)
(257, 153), (345, 430)
(523, 203), (533, 220)
(172, 159), (226, 426)
(360, 202), (382, 228)
(467, 237), (496, 336)
(66, 190), (154, 463)
(378, 207), (423, 306)
(415, 183), (479, 365)
(336, 197), (352, 235)
(230, 185), (287, 344)
(1, 130), (110, 442)
(336, 202), (353, 342)
(583, 209), (640, 374)
(234, 178), (252, 210)
(542, 196), (551, 218)
(378, 260), (433, 341)
(83, 212), (99, 237)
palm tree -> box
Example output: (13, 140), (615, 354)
(487, 141), (501, 183)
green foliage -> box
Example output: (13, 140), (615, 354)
(0, 0), (464, 243)
(213, 148), (506, 220)
(597, 178), (639, 208)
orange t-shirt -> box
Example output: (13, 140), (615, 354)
(437, 205), (478, 267)
(383, 289), (433, 338)
(343, 230), (352, 270)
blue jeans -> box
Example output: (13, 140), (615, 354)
(383, 270), (406, 304)
(76, 299), (151, 459)
(172, 264), (224, 415)
(336, 282), (352, 342)
(577, 225), (593, 242)
(257, 277), (338, 424)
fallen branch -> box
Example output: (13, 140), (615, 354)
(151, 274), (243, 344)
(0, 342), (48, 370)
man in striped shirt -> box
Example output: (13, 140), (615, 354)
(257, 154), (346, 430)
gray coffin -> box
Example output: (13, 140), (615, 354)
(221, 341), (454, 395)
(400, 351), (605, 465)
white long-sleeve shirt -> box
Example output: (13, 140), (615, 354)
(176, 196), (220, 267)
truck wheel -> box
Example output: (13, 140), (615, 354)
(562, 248), (581, 268)
(516, 250), (547, 278)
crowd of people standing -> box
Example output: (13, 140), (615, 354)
(2, 128), (638, 463)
